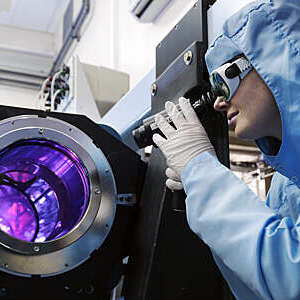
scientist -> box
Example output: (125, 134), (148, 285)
(153, 0), (300, 299)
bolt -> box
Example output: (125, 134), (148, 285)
(33, 246), (40, 252)
(0, 288), (6, 296)
(39, 128), (44, 135)
(85, 284), (95, 295)
(184, 50), (193, 65)
(151, 84), (157, 96)
(94, 189), (101, 195)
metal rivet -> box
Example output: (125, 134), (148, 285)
(85, 284), (95, 295)
(94, 189), (101, 195)
(33, 246), (40, 252)
(151, 84), (157, 96)
(39, 128), (44, 135)
(184, 50), (193, 65)
(0, 288), (6, 296)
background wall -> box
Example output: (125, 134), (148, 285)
(0, 0), (253, 109)
(73, 0), (197, 88)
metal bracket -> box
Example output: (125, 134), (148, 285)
(117, 194), (137, 206)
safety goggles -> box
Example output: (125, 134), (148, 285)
(209, 57), (253, 102)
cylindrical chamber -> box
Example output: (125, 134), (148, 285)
(0, 139), (90, 243)
(0, 115), (116, 276)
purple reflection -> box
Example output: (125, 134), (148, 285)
(0, 139), (90, 242)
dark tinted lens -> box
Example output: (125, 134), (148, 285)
(210, 73), (230, 100)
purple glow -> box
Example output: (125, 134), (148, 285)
(0, 139), (90, 242)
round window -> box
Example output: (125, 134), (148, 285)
(0, 139), (90, 242)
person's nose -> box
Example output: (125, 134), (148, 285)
(213, 97), (230, 112)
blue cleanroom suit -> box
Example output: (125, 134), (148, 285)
(181, 1), (300, 299)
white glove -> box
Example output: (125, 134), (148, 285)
(166, 167), (183, 190)
(153, 97), (215, 179)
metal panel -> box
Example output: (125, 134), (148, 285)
(123, 1), (233, 299)
(156, 0), (208, 78)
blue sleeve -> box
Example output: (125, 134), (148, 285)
(181, 152), (300, 300)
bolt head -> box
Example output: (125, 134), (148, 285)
(151, 84), (157, 96)
(33, 246), (40, 252)
(184, 50), (193, 65)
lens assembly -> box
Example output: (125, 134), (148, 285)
(0, 139), (90, 243)
(0, 116), (116, 277)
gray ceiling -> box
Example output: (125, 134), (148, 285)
(0, 0), (69, 33)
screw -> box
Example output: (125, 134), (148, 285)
(33, 246), (40, 252)
(0, 288), (6, 296)
(94, 189), (101, 195)
(85, 284), (95, 295)
(39, 128), (44, 135)
(151, 84), (157, 96)
(184, 50), (193, 65)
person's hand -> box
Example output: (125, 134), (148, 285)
(166, 167), (183, 190)
(153, 97), (215, 182)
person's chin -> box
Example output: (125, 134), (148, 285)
(235, 127), (254, 140)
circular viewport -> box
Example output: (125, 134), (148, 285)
(0, 139), (90, 242)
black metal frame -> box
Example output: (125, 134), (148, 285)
(123, 1), (232, 299)
(0, 105), (146, 300)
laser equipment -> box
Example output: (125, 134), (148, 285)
(0, 105), (145, 299)
(132, 90), (215, 148)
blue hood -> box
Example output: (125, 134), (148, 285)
(205, 0), (300, 186)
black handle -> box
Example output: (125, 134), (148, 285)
(171, 189), (186, 212)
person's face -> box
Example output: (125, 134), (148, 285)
(214, 69), (282, 140)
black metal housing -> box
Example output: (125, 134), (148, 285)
(0, 105), (146, 300)
(123, 1), (233, 299)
